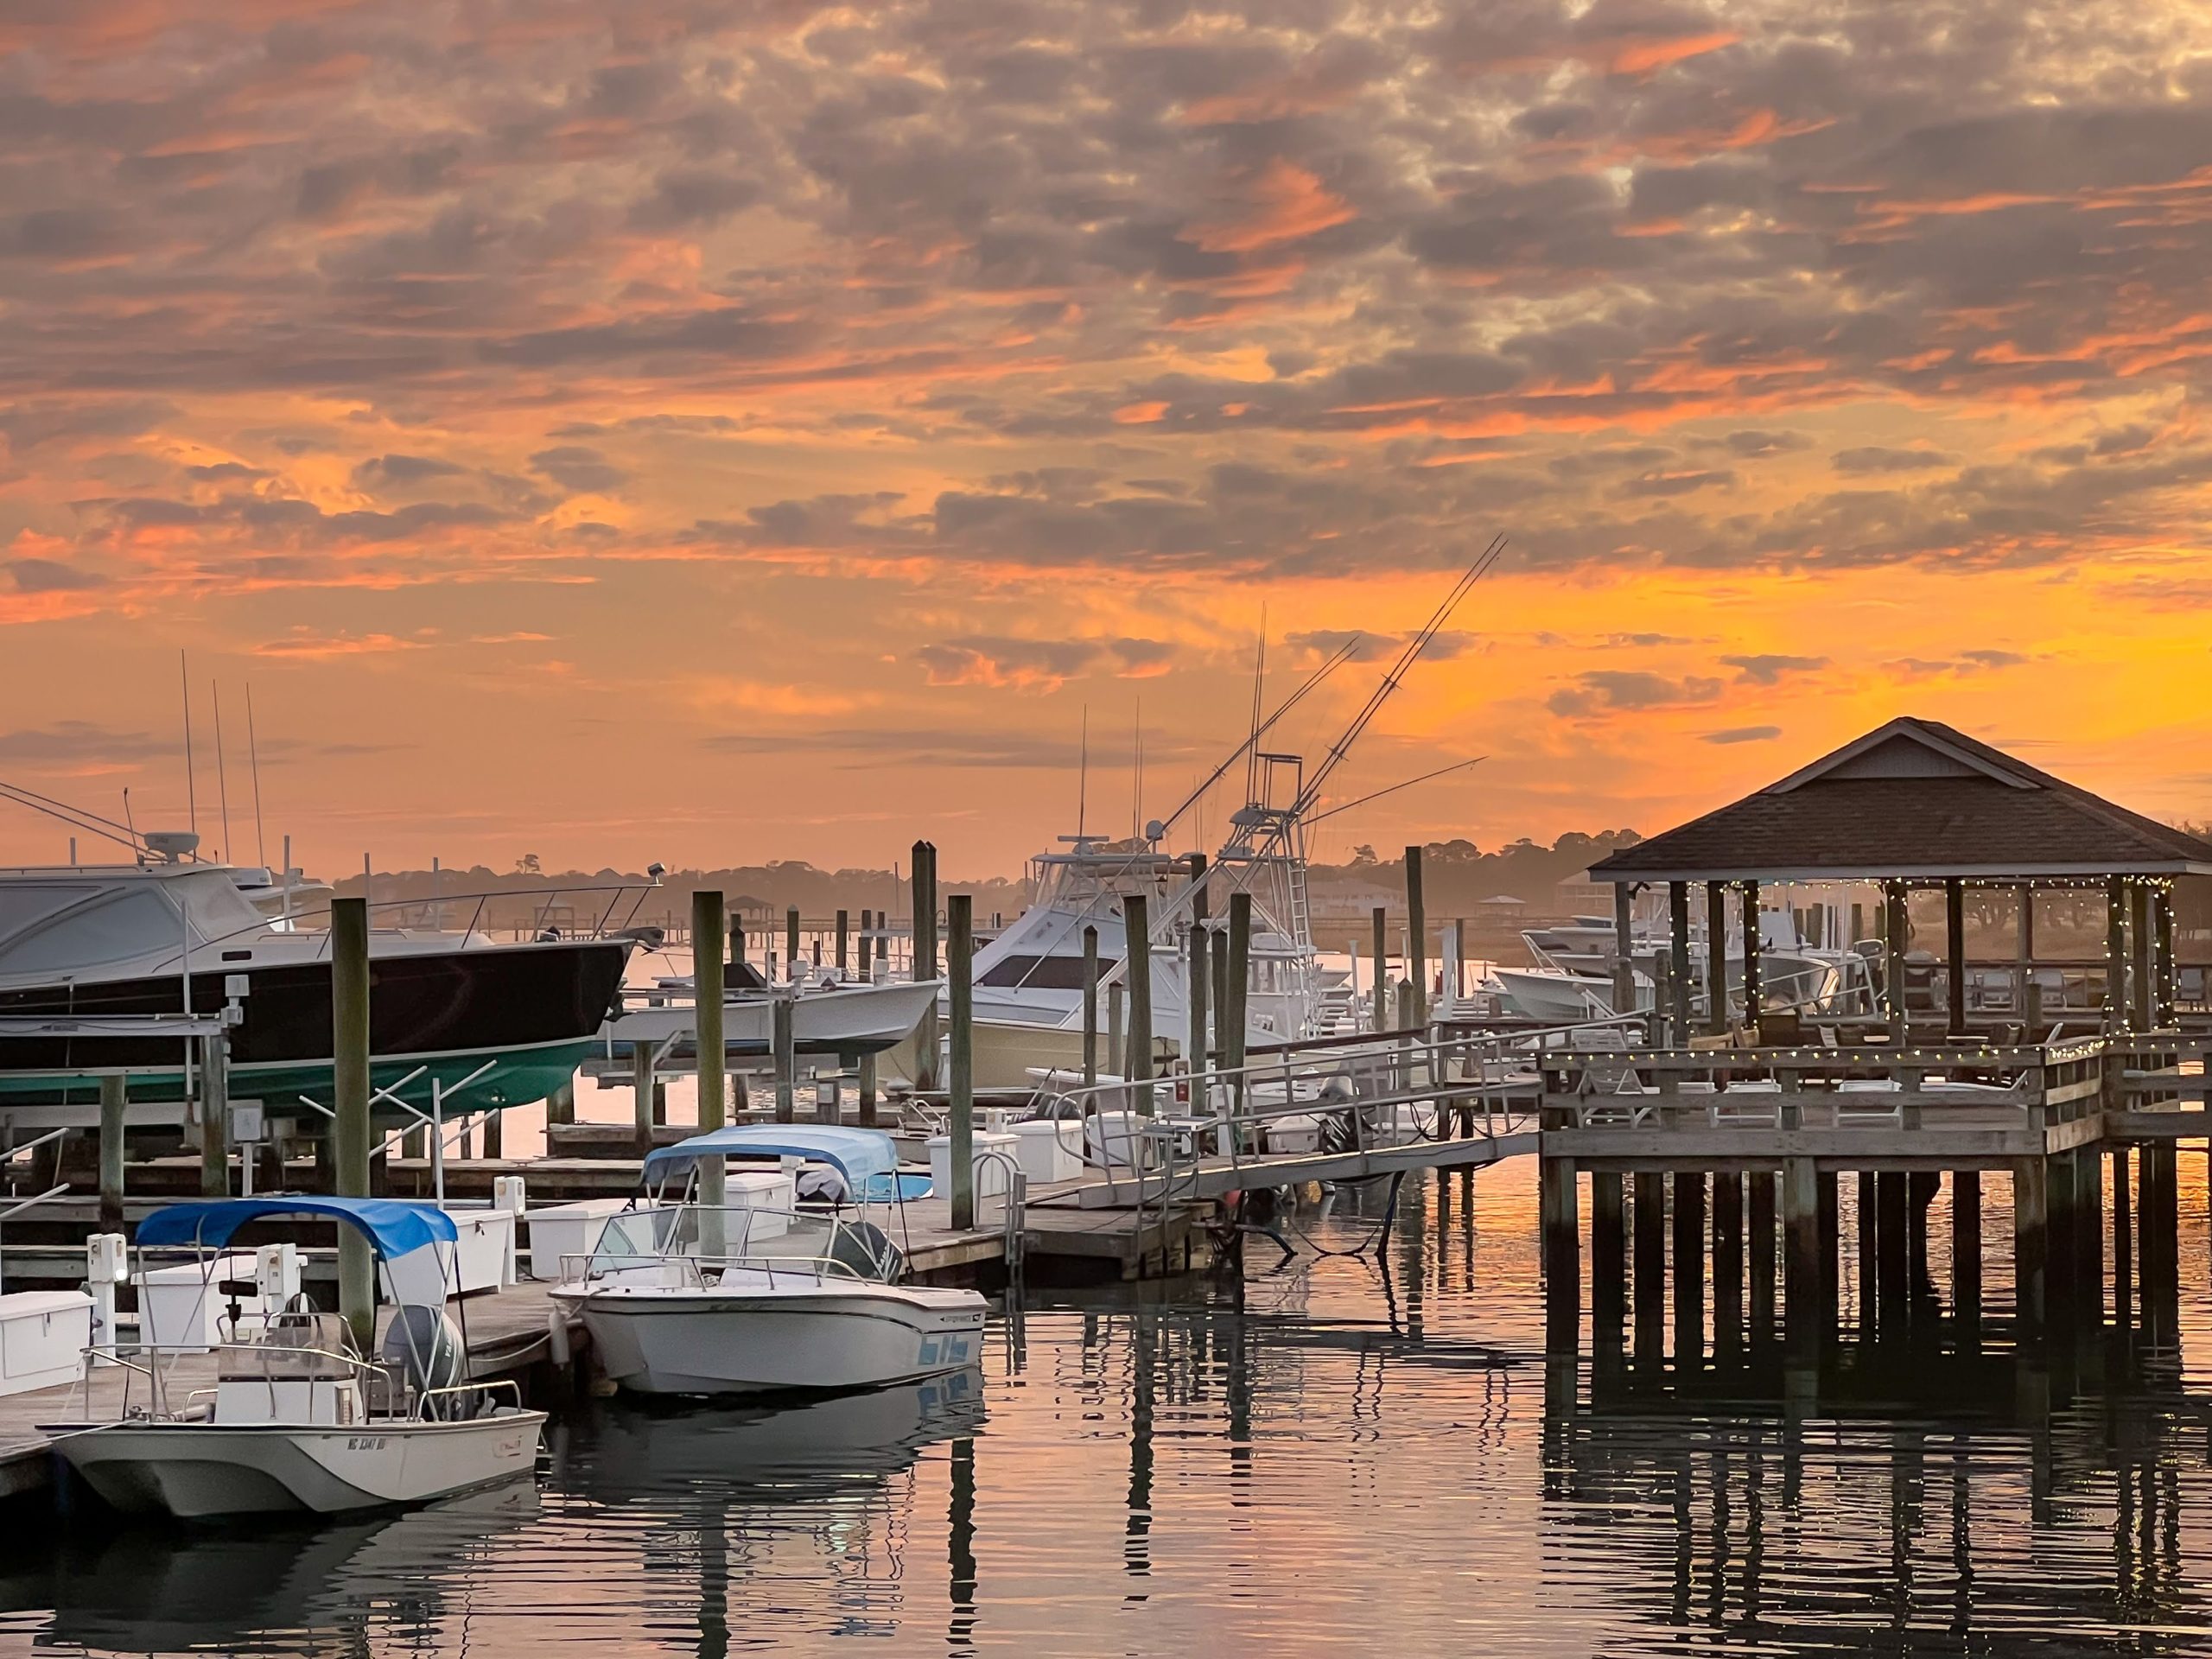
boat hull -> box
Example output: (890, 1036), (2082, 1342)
(608, 980), (938, 1058)
(0, 941), (627, 1116)
(54, 1410), (547, 1519)
(566, 1284), (988, 1397)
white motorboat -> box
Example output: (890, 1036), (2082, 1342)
(48, 1197), (545, 1519)
(607, 974), (938, 1058)
(553, 1125), (988, 1398)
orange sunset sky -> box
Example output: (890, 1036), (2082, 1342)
(3, 0), (2210, 880)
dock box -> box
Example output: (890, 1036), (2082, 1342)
(0, 1290), (92, 1396)
(926, 1131), (1018, 1199)
(1009, 1119), (1084, 1184)
(137, 1253), (264, 1352)
(379, 1206), (518, 1304)
(527, 1198), (643, 1281)
(723, 1167), (796, 1240)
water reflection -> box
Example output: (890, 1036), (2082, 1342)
(5, 1169), (2212, 1654)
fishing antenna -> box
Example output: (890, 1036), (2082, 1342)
(213, 680), (232, 863)
(1243, 609), (1266, 806)
(245, 677), (266, 871)
(1076, 704), (1088, 842)
(0, 779), (145, 855)
(1304, 756), (1489, 827)
(179, 649), (198, 847)
(1153, 634), (1361, 839)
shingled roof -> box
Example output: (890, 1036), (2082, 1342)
(1590, 717), (2212, 883)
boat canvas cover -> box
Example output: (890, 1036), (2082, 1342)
(136, 1196), (459, 1262)
(641, 1124), (900, 1192)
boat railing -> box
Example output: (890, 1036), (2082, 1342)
(72, 1338), (519, 1425)
(563, 1249), (880, 1291)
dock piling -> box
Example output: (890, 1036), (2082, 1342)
(1124, 893), (1154, 1116)
(912, 842), (939, 1090)
(1082, 925), (1099, 1087)
(772, 996), (795, 1123)
(1370, 906), (1389, 1034)
(695, 890), (726, 1211)
(1747, 1171), (1777, 1333)
(98, 1074), (125, 1233)
(1540, 1156), (1579, 1351)
(948, 893), (975, 1231)
(1404, 846), (1427, 1027)
(331, 895), (374, 1351)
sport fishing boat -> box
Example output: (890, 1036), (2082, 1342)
(0, 852), (630, 1124)
(553, 1125), (988, 1398)
(607, 965), (939, 1059)
(47, 1198), (547, 1519)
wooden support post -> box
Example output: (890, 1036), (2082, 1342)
(1668, 881), (1691, 1044)
(1706, 882), (1729, 1033)
(2105, 876), (2128, 1033)
(2077, 1143), (2103, 1325)
(857, 1052), (878, 1128)
(834, 908), (849, 976)
(1855, 1170), (1878, 1325)
(1612, 883), (1636, 1025)
(1633, 1171), (1665, 1338)
(1907, 1170), (1938, 1302)
(1592, 1171), (1626, 1330)
(546, 1076), (575, 1127)
(331, 896), (374, 1351)
(1740, 880), (1762, 1028)
(2133, 881), (2157, 1033)
(1672, 1170), (1706, 1364)
(1226, 893), (1252, 1100)
(947, 893), (975, 1231)
(1124, 892), (1154, 1116)
(2047, 1145), (2077, 1324)
(1371, 906), (1389, 1034)
(632, 1039), (656, 1151)
(98, 1073), (126, 1233)
(1188, 920), (1211, 1077)
(1404, 845), (1427, 1028)
(1818, 1170), (1840, 1314)
(1945, 877), (1967, 1039)
(1541, 1156), (1580, 1351)
(1748, 1171), (1777, 1336)
(1885, 881), (1910, 1041)
(772, 998), (795, 1123)
(1952, 1170), (1982, 1332)
(481, 1109), (500, 1160)
(1713, 1172), (1744, 1332)
(785, 906), (801, 978)
(2110, 1147), (2133, 1319)
(1107, 982), (1123, 1089)
(2155, 883), (2176, 1027)
(1877, 1172), (1908, 1324)
(857, 909), (873, 982)
(695, 889), (726, 1211)
(2013, 1155), (2048, 1336)
(1782, 1156), (1821, 1347)
(2017, 884), (2039, 1036)
(1081, 925), (1100, 1087)
(1211, 932), (1230, 1063)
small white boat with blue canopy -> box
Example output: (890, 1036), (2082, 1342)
(552, 1126), (987, 1398)
(48, 1198), (545, 1519)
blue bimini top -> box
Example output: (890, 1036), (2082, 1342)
(136, 1196), (458, 1262)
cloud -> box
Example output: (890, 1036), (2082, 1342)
(1283, 628), (1480, 664)
(1883, 650), (2031, 680)
(6, 558), (106, 594)
(1721, 653), (1828, 685)
(1548, 671), (1726, 717)
(1704, 725), (1783, 745)
(912, 635), (1179, 690)
(528, 446), (628, 494)
(0, 721), (177, 764)
(1832, 447), (1958, 475)
(254, 629), (434, 660)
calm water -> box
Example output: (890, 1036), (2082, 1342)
(6, 1168), (2212, 1656)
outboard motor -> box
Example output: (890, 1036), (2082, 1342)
(381, 1304), (476, 1418)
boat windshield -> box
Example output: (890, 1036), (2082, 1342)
(588, 1204), (905, 1283)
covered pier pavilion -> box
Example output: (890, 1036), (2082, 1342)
(1535, 717), (2212, 1365)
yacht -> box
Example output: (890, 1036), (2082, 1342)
(0, 848), (629, 1126)
(609, 963), (939, 1059)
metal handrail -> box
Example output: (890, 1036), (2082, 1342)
(560, 1249), (878, 1290)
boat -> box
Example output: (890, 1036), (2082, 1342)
(553, 1125), (988, 1398)
(47, 1197), (547, 1519)
(0, 849), (631, 1123)
(607, 966), (938, 1058)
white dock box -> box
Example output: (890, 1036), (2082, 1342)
(0, 1290), (92, 1395)
(1010, 1119), (1084, 1184)
(378, 1206), (517, 1303)
(926, 1131), (1017, 1199)
(526, 1198), (639, 1281)
(136, 1253), (264, 1352)
(723, 1167), (796, 1240)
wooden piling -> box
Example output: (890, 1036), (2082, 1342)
(857, 909), (873, 981)
(1672, 1170), (1706, 1363)
(1404, 845), (1427, 1027)
(1945, 877), (1967, 1038)
(632, 1041), (655, 1152)
(1370, 906), (1389, 1033)
(695, 889), (727, 1209)
(546, 1077), (575, 1127)
(1781, 1156), (1820, 1346)
(1081, 925), (1100, 1087)
(912, 842), (940, 1090)
(200, 1031), (230, 1198)
(2013, 1155), (2048, 1334)
(98, 1074), (126, 1232)
(1188, 920), (1211, 1077)
(1211, 934), (1229, 1064)
(1877, 1172), (1908, 1322)
(772, 996), (795, 1123)
(1740, 880), (1762, 1026)
(947, 893), (975, 1230)
(1952, 1169), (1981, 1330)
(1713, 1172), (1744, 1327)
(331, 896), (373, 1351)
(2076, 1143), (2103, 1325)
(2111, 1147), (2133, 1318)
(1633, 1171), (1666, 1346)
(1225, 892), (1253, 1086)
(1124, 893), (1154, 1115)
(1855, 1170), (1878, 1324)
(1592, 1171), (1626, 1329)
(1612, 884), (1636, 1025)
(1541, 1156), (1580, 1351)
(785, 906), (801, 978)
(1667, 881), (1691, 1042)
(835, 908), (849, 975)
(1747, 1171), (1777, 1333)
(1885, 881), (1910, 1041)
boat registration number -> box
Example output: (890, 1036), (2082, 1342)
(346, 1436), (390, 1452)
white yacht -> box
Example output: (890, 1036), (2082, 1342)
(553, 1125), (988, 1398)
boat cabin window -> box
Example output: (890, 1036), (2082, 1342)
(0, 884), (181, 978)
(977, 953), (1117, 990)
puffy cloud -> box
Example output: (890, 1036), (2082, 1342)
(1548, 671), (1726, 717)
(912, 635), (1179, 690)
